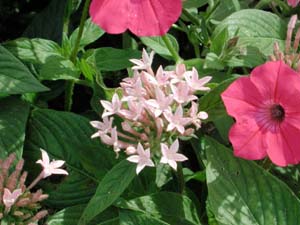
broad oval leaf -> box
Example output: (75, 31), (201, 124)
(94, 47), (141, 71)
(23, 0), (67, 43)
(24, 109), (115, 180)
(70, 18), (105, 48)
(0, 45), (48, 94)
(47, 204), (119, 225)
(212, 9), (286, 56)
(4, 38), (61, 64)
(199, 78), (236, 122)
(78, 160), (136, 225)
(205, 136), (300, 225)
(140, 34), (179, 60)
(39, 55), (80, 80)
(24, 109), (116, 208)
(116, 192), (201, 225)
(0, 97), (30, 158)
(119, 210), (168, 225)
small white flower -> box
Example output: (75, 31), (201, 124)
(36, 149), (68, 178)
(160, 139), (188, 170)
(127, 143), (154, 174)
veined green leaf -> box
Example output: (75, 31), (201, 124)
(0, 45), (48, 94)
(205, 136), (300, 225)
(0, 97), (30, 159)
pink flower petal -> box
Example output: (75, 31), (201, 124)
(90, 0), (128, 34)
(222, 77), (263, 118)
(287, 0), (299, 7)
(229, 116), (267, 160)
(266, 122), (300, 166)
(50, 160), (65, 168)
(90, 0), (182, 36)
(51, 168), (69, 176)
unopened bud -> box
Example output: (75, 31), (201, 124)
(125, 146), (137, 155)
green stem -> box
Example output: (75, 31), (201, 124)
(161, 35), (182, 64)
(193, 43), (201, 58)
(65, 0), (91, 111)
(205, 0), (220, 20)
(182, 8), (200, 26)
(176, 163), (185, 194)
(183, 58), (205, 68)
(272, 0), (290, 12)
(254, 0), (271, 9)
(70, 0), (91, 62)
(262, 158), (273, 171)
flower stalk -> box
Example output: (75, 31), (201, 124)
(65, 0), (91, 111)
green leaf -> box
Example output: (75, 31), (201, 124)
(43, 171), (97, 208)
(205, 136), (300, 225)
(183, 0), (208, 8)
(24, 109), (115, 181)
(225, 46), (266, 68)
(116, 192), (201, 225)
(94, 47), (141, 71)
(24, 109), (116, 208)
(23, 0), (67, 44)
(47, 204), (119, 225)
(140, 34), (179, 60)
(39, 55), (80, 80)
(78, 160), (136, 225)
(47, 204), (87, 225)
(212, 9), (286, 56)
(119, 210), (168, 225)
(199, 78), (236, 121)
(0, 45), (48, 94)
(70, 18), (105, 49)
(209, 0), (241, 21)
(4, 38), (61, 64)
(0, 97), (30, 159)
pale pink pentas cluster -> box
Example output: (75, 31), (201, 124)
(270, 15), (300, 71)
(0, 150), (68, 224)
(91, 49), (211, 174)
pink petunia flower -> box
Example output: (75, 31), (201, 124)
(287, 0), (299, 7)
(127, 143), (155, 174)
(221, 61), (300, 166)
(89, 0), (182, 36)
(160, 139), (188, 170)
(36, 149), (69, 178)
(3, 188), (22, 208)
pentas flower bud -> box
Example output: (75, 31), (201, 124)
(0, 152), (65, 224)
(91, 49), (211, 174)
(270, 15), (300, 72)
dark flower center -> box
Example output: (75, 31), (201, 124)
(270, 104), (285, 122)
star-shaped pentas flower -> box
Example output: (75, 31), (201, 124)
(127, 143), (154, 174)
(222, 60), (300, 166)
(3, 188), (22, 208)
(160, 139), (188, 170)
(36, 149), (69, 178)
